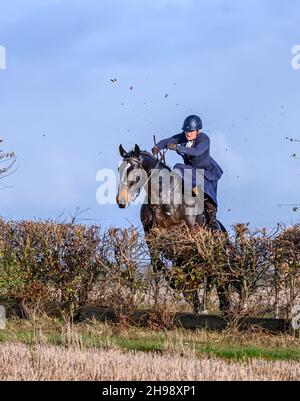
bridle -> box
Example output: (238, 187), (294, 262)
(120, 151), (168, 204)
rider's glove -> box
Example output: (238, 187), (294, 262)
(166, 143), (178, 151)
(151, 146), (160, 156)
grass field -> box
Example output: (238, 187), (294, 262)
(0, 317), (300, 380)
(1, 343), (300, 381)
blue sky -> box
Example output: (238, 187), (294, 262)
(0, 0), (299, 230)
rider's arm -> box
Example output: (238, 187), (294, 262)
(177, 134), (210, 157)
(156, 133), (182, 150)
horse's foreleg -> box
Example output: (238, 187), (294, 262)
(202, 276), (214, 314)
(217, 283), (231, 316)
(183, 289), (204, 314)
(146, 242), (167, 307)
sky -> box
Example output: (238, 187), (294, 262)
(0, 0), (300, 231)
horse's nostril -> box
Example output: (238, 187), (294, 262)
(118, 196), (127, 208)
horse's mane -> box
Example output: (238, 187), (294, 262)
(139, 150), (172, 171)
(125, 148), (171, 171)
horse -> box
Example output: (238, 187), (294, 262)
(116, 144), (231, 314)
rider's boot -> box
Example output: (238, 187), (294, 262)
(204, 198), (220, 231)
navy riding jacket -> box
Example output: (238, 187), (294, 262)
(156, 132), (223, 182)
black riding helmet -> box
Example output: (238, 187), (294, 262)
(182, 115), (202, 132)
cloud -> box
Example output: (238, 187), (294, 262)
(210, 132), (250, 182)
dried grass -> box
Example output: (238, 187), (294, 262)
(0, 343), (299, 381)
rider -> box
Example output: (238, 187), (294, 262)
(152, 115), (223, 230)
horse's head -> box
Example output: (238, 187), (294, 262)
(116, 144), (144, 208)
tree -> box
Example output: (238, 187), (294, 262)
(0, 139), (16, 190)
(282, 137), (300, 212)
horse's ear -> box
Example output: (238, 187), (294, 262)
(134, 144), (140, 157)
(119, 144), (127, 158)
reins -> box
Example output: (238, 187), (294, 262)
(122, 150), (169, 229)
(141, 150), (168, 192)
(141, 150), (168, 229)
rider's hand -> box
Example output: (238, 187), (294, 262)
(152, 146), (160, 156)
(167, 143), (178, 151)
